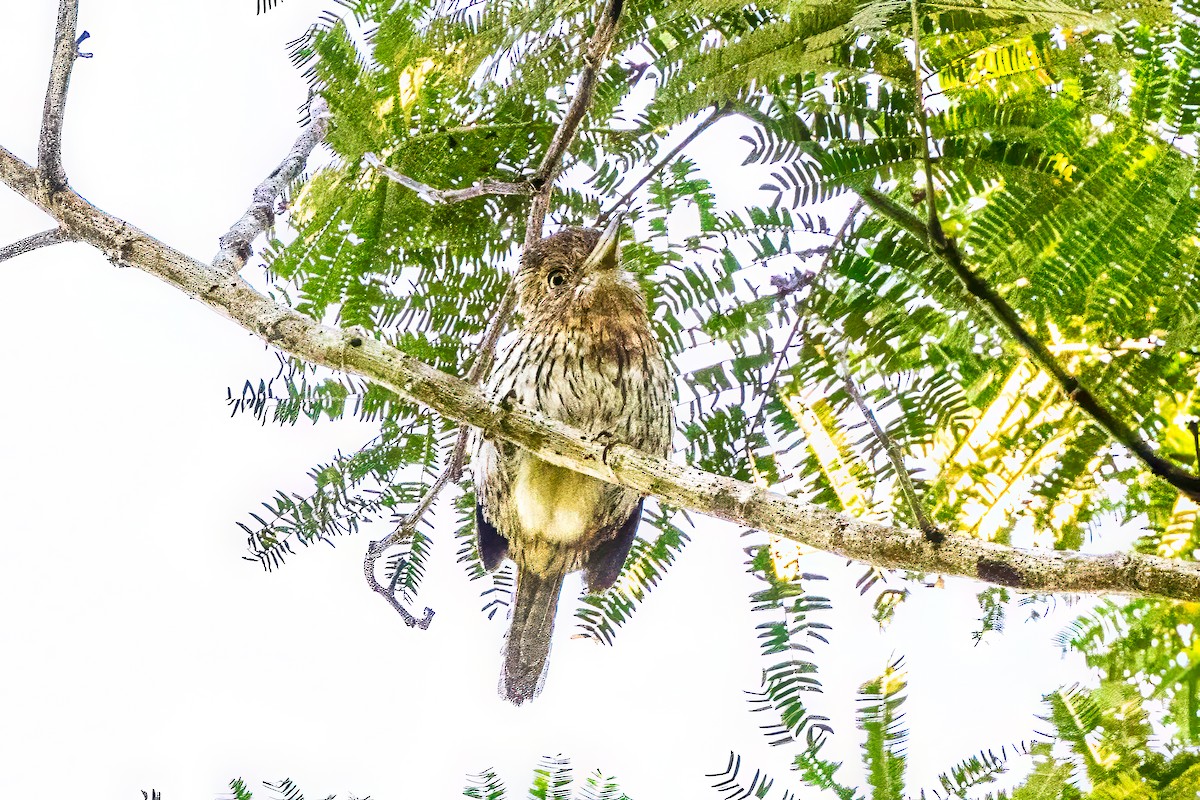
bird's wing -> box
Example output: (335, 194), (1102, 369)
(583, 497), (644, 592)
(473, 438), (510, 570)
(476, 502), (508, 571)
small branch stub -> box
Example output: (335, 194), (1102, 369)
(0, 227), (72, 264)
(213, 97), (331, 273)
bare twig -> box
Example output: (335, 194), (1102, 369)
(841, 360), (941, 540)
(530, 0), (625, 188)
(363, 552), (435, 628)
(3, 144), (1200, 601)
(369, 422), (472, 558)
(597, 103), (732, 225)
(39, 0), (81, 192)
(745, 201), (863, 459)
(364, 408), (469, 621)
(364, 153), (535, 206)
(0, 227), (72, 264)
(361, 458), (452, 628)
(214, 97), (331, 273)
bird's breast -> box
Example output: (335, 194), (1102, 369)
(511, 457), (604, 546)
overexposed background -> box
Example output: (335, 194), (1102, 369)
(0, 3), (1098, 797)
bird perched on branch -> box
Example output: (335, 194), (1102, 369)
(473, 217), (674, 704)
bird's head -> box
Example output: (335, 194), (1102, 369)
(514, 216), (645, 325)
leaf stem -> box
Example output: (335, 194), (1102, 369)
(597, 102), (732, 224)
(841, 360), (941, 541)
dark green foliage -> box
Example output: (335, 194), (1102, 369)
(221, 764), (627, 800)
(720, 596), (1200, 798)
(857, 656), (908, 800)
(974, 587), (1010, 643)
(464, 767), (507, 800)
(251, 0), (1200, 734)
(224, 775), (368, 800)
(239, 419), (441, 571)
(529, 755), (573, 800)
(927, 742), (1035, 800)
(263, 778), (306, 800)
(230, 779), (256, 800)
(577, 770), (632, 800)
(1057, 600), (1200, 746)
(460, 759), (631, 800)
(744, 543), (833, 748)
(707, 752), (801, 800)
(1026, 680), (1200, 797)
(793, 747), (860, 800)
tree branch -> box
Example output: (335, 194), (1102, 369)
(39, 0), (81, 193)
(825, 3), (1200, 502)
(841, 362), (940, 540)
(529, 0), (624, 189)
(910, 0), (943, 241)
(364, 153), (536, 206)
(745, 201), (863, 457)
(0, 227), (72, 264)
(2, 146), (1197, 603)
(213, 97), (331, 273)
(806, 4), (1200, 501)
(365, 0), (623, 232)
(597, 103), (731, 225)
(857, 185), (1200, 501)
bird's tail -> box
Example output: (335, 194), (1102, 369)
(501, 567), (565, 704)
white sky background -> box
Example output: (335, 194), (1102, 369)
(0, 2), (1108, 798)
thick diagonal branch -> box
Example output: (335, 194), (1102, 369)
(3, 146), (1198, 603)
(213, 97), (331, 273)
(818, 3), (1200, 501)
(857, 190), (1200, 501)
(39, 0), (81, 192)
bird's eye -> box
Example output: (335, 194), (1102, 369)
(547, 270), (567, 289)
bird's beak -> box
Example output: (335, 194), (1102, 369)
(581, 213), (623, 272)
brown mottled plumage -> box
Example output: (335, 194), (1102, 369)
(472, 220), (673, 704)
